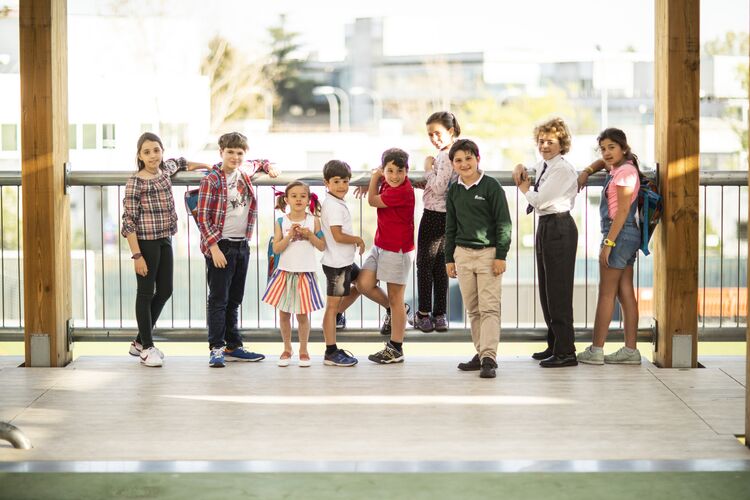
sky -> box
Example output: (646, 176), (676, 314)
(31, 0), (747, 62)
(189, 0), (748, 61)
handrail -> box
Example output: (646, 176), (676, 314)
(0, 168), (744, 187)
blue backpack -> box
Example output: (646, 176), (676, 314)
(266, 217), (284, 281)
(637, 170), (663, 256)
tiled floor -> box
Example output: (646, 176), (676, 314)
(0, 354), (747, 462)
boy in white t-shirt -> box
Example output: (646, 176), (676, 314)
(196, 132), (278, 368)
(320, 160), (389, 366)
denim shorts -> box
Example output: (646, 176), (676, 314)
(601, 222), (640, 269)
(322, 263), (361, 297)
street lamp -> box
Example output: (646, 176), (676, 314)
(349, 86), (382, 129)
(312, 85), (350, 132)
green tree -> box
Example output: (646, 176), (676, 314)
(460, 87), (597, 166)
(262, 14), (318, 119)
(703, 31), (749, 153)
(201, 36), (270, 133)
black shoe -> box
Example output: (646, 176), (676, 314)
(380, 303), (410, 336)
(457, 354), (481, 371)
(532, 348), (553, 361)
(479, 357), (497, 378)
(539, 353), (578, 368)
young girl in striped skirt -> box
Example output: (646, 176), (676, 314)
(262, 181), (326, 367)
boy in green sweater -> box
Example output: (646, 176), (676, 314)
(445, 139), (512, 379)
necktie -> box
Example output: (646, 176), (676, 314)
(526, 162), (548, 214)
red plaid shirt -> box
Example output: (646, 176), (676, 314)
(121, 158), (187, 240)
(196, 160), (270, 257)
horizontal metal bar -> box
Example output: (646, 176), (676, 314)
(50, 169), (747, 188)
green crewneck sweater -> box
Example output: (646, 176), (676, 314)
(445, 173), (512, 263)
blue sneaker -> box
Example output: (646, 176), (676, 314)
(336, 313), (346, 330)
(224, 346), (265, 362)
(324, 349), (358, 367)
(209, 348), (225, 368)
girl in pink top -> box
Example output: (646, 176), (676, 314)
(578, 128), (643, 366)
(411, 111), (461, 332)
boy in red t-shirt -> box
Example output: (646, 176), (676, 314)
(358, 148), (416, 364)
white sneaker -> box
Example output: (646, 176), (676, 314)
(577, 345), (604, 365)
(140, 347), (164, 367)
(604, 347), (642, 365)
(129, 341), (143, 357)
(153, 346), (165, 359)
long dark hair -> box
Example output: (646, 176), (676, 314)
(136, 132), (165, 171)
(597, 128), (640, 172)
(425, 111), (461, 137)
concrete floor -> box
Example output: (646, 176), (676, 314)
(0, 354), (747, 462)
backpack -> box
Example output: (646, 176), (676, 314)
(266, 217), (284, 281)
(637, 169), (663, 256)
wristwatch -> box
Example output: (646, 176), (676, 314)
(603, 239), (616, 248)
(131, 253), (143, 259)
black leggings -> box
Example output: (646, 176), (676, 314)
(416, 209), (448, 316)
(134, 238), (173, 348)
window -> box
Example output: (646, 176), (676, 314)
(82, 124), (97, 149)
(1, 124), (17, 151)
(102, 123), (116, 149)
(68, 124), (77, 150)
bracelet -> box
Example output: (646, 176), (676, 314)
(603, 239), (616, 248)
(131, 253), (143, 260)
(584, 167), (595, 175)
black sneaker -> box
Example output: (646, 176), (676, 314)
(457, 354), (481, 371)
(380, 303), (410, 336)
(368, 342), (404, 364)
(479, 357), (498, 378)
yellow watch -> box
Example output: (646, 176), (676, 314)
(603, 238), (616, 248)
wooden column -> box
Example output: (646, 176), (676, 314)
(746, 58), (749, 449)
(19, 0), (72, 367)
(653, 0), (700, 368)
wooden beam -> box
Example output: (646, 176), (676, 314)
(19, 0), (72, 367)
(652, 0), (700, 368)
(746, 50), (749, 450)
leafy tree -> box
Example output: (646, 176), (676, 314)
(201, 36), (270, 133)
(262, 14), (319, 119)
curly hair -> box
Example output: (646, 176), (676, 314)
(533, 117), (572, 155)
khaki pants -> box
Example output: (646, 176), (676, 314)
(454, 246), (502, 360)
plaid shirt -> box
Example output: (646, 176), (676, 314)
(196, 159), (270, 257)
(121, 158), (187, 240)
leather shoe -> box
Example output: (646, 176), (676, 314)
(457, 354), (481, 371)
(479, 357), (497, 378)
(539, 353), (578, 368)
(531, 348), (553, 361)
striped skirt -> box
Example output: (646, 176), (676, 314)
(262, 270), (324, 314)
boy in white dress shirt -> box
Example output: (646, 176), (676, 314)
(513, 118), (581, 368)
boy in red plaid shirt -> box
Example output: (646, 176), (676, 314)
(196, 132), (279, 367)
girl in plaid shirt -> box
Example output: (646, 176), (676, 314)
(121, 132), (208, 367)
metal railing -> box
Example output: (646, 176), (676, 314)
(0, 169), (746, 343)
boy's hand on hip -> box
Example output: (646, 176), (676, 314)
(493, 259), (506, 276)
(210, 246), (227, 268)
(446, 263), (457, 278)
